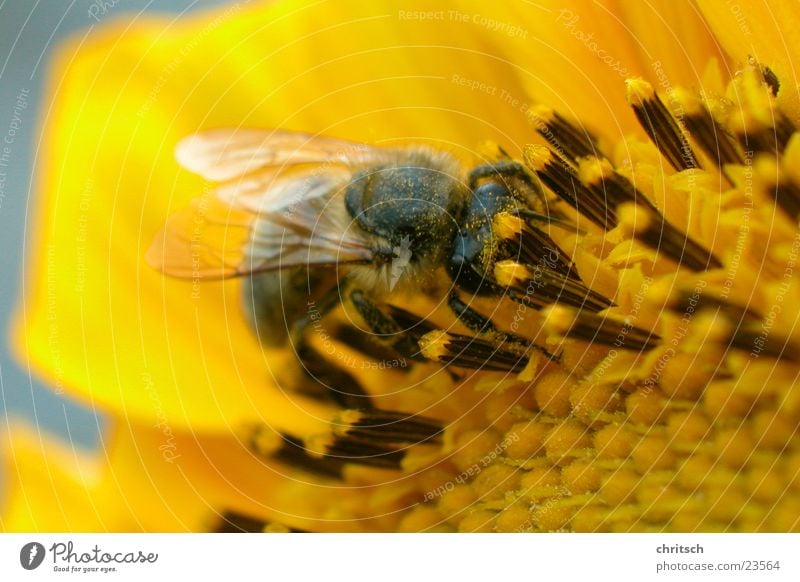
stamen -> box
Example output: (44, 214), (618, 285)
(667, 291), (759, 323)
(728, 327), (800, 361)
(668, 88), (745, 167)
(492, 211), (525, 240)
(330, 325), (412, 375)
(333, 409), (444, 444)
(542, 305), (660, 351)
(250, 430), (344, 479)
(301, 408), (444, 470)
(494, 259), (614, 312)
(213, 511), (305, 533)
(492, 211), (580, 280)
(774, 185), (800, 223)
(577, 157), (659, 213)
(626, 78), (700, 171)
(528, 104), (601, 161)
(617, 203), (722, 271)
(754, 153), (800, 220)
(728, 66), (794, 155)
(523, 145), (615, 229)
(296, 343), (376, 410)
(313, 435), (407, 469)
(419, 329), (530, 372)
(734, 112), (794, 155)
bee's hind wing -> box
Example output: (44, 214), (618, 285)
(147, 167), (375, 279)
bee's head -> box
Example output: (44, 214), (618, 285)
(344, 165), (466, 267)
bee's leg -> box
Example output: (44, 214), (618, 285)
(294, 341), (375, 411)
(469, 160), (572, 222)
(348, 289), (429, 361)
(286, 275), (410, 356)
(350, 289), (531, 373)
(288, 281), (343, 347)
(447, 292), (559, 361)
(447, 290), (509, 336)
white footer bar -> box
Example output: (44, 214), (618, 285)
(0, 533), (797, 581)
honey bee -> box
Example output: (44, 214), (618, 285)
(147, 128), (610, 369)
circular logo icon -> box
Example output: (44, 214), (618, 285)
(20, 542), (46, 570)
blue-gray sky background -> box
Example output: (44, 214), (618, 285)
(0, 1), (232, 454)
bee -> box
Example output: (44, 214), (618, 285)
(147, 128), (610, 366)
(145, 128), (613, 485)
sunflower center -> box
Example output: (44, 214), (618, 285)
(396, 61), (800, 532)
(225, 61), (800, 534)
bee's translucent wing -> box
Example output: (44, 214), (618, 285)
(146, 196), (255, 279)
(214, 165), (350, 214)
(175, 128), (386, 182)
(243, 168), (375, 272)
(148, 128), (395, 279)
(147, 167), (374, 279)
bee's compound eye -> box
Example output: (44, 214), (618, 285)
(344, 170), (373, 220)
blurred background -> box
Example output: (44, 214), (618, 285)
(0, 1), (231, 453)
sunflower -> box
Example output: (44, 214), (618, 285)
(4, 0), (800, 533)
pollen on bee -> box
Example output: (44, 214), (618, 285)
(522, 144), (559, 174)
(541, 305), (579, 336)
(304, 433), (335, 459)
(244, 423), (282, 457)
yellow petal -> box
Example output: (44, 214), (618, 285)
(1, 421), (418, 532)
(447, 0), (726, 140)
(1, 424), (105, 531)
(12, 1), (538, 431)
(0, 422), (211, 531)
